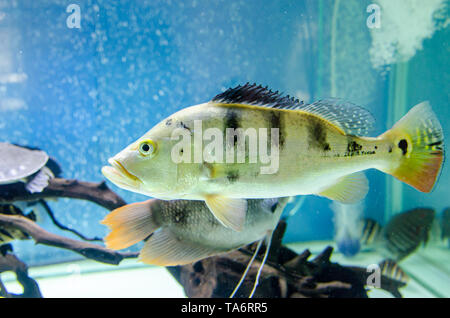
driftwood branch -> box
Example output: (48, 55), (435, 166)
(0, 178), (126, 210)
(0, 252), (42, 298)
(0, 178), (407, 298)
(167, 221), (406, 298)
(0, 214), (138, 265)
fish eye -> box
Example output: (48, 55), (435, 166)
(138, 140), (156, 156)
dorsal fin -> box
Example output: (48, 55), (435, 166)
(211, 84), (375, 136)
(211, 82), (305, 110)
(300, 99), (375, 136)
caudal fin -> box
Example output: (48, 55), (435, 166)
(101, 199), (160, 250)
(380, 102), (444, 192)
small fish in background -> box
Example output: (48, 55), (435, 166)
(360, 218), (383, 246)
(102, 83), (444, 232)
(378, 259), (409, 284)
(440, 208), (450, 248)
(331, 201), (365, 257)
(362, 208), (436, 261)
(102, 197), (289, 297)
(0, 204), (36, 245)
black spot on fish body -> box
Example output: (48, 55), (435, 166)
(227, 170), (240, 183)
(398, 139), (408, 155)
(347, 141), (362, 153)
(172, 210), (187, 225)
(388, 146), (393, 153)
(176, 121), (191, 132)
(165, 118), (173, 126)
(193, 262), (204, 273)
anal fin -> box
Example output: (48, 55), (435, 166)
(318, 172), (369, 204)
(139, 229), (221, 266)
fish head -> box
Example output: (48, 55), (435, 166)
(101, 125), (179, 197)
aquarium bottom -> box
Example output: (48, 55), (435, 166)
(2, 241), (449, 298)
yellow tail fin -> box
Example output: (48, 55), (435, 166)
(380, 102), (444, 192)
(101, 199), (160, 250)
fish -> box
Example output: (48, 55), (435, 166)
(362, 208), (435, 261)
(360, 218), (383, 246)
(378, 259), (409, 284)
(101, 83), (445, 232)
(0, 204), (36, 244)
(441, 208), (450, 246)
(331, 201), (364, 257)
(101, 197), (288, 267)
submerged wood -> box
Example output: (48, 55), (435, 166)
(0, 178), (126, 210)
(167, 222), (406, 298)
(1, 177), (406, 298)
(0, 252), (42, 298)
(0, 214), (138, 265)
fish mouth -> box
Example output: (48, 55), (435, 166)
(101, 159), (142, 190)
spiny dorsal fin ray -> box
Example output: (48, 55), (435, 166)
(211, 83), (375, 136)
(211, 82), (305, 110)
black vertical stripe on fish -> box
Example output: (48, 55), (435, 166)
(307, 117), (330, 151)
(0, 244), (13, 256)
(0, 228), (14, 239)
(265, 110), (285, 149)
(379, 259), (408, 284)
(441, 208), (450, 240)
(224, 108), (241, 147)
(360, 218), (381, 245)
(383, 208), (435, 260)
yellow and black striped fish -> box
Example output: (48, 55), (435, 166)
(102, 83), (444, 232)
(360, 218), (383, 245)
(0, 204), (36, 244)
(383, 208), (435, 260)
(361, 208), (435, 261)
(379, 259), (409, 284)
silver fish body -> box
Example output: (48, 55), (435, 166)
(102, 197), (289, 266)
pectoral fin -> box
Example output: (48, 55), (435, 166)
(204, 195), (247, 231)
(317, 172), (369, 204)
